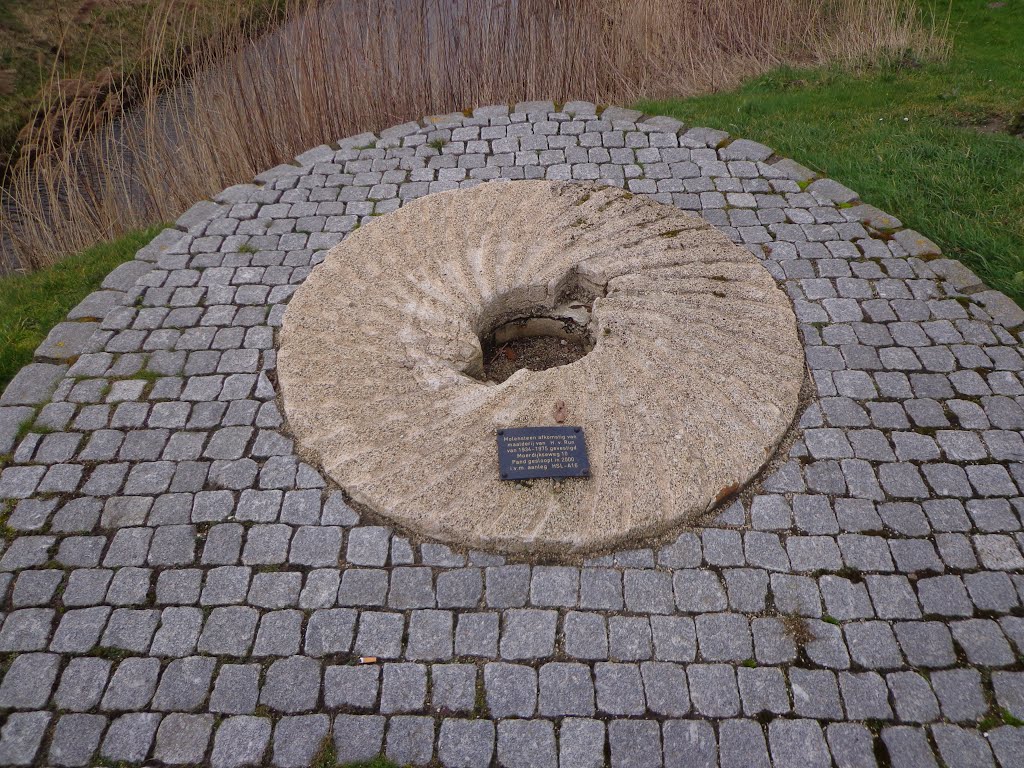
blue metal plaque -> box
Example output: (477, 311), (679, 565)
(496, 426), (590, 480)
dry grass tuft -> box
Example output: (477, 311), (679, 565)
(1, 0), (947, 270)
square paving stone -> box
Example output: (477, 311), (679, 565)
(530, 566), (579, 607)
(54, 657), (111, 711)
(881, 726), (940, 768)
(894, 621), (956, 668)
(379, 663), (427, 714)
(0, 607), (54, 651)
(455, 613), (498, 657)
(388, 567), (436, 609)
(346, 526), (390, 566)
(406, 610), (454, 661)
(151, 606), (203, 657)
(674, 570), (727, 612)
(324, 664), (379, 710)
(688, 663), (740, 717)
(993, 671), (1024, 720)
(500, 609), (556, 659)
(153, 713), (214, 765)
(538, 662), (594, 717)
(198, 606), (259, 655)
(932, 669), (988, 722)
(484, 662), (537, 718)
(609, 615), (652, 661)
(431, 664), (476, 713)
(100, 657), (160, 711)
(839, 671), (893, 720)
(438, 718), (494, 768)
(486, 565), (530, 608)
(48, 714), (106, 768)
(559, 718), (604, 768)
(719, 720), (771, 768)
(791, 668), (843, 719)
(260, 656), (321, 713)
(99, 607), (160, 652)
(696, 612), (752, 661)
(609, 719), (662, 768)
(386, 715), (435, 766)
(333, 714), (385, 765)
(299, 569), (340, 609)
(100, 712), (161, 764)
(210, 715), (271, 768)
(950, 619), (1016, 666)
(988, 725), (1024, 768)
(737, 666), (790, 716)
(338, 568), (388, 606)
(0, 711), (52, 766)
(248, 572), (302, 609)
(825, 723), (877, 768)
(305, 608), (357, 657)
(563, 611), (608, 660)
(271, 715), (330, 768)
(595, 662), (645, 716)
(887, 671), (940, 722)
(662, 720), (717, 768)
(436, 568), (483, 608)
(649, 615), (696, 662)
(0, 653), (60, 709)
(931, 724), (996, 768)
(289, 525), (341, 567)
(151, 655), (217, 711)
(497, 719), (556, 768)
(354, 611), (404, 658)
(768, 719), (831, 768)
(844, 620), (904, 669)
(210, 664), (261, 714)
(640, 661), (690, 717)
(579, 567), (623, 610)
(12, 569), (63, 606)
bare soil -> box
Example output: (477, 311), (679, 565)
(482, 334), (590, 383)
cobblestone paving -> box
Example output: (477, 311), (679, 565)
(1, 102), (1024, 767)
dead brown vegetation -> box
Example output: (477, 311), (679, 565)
(2, 0), (946, 270)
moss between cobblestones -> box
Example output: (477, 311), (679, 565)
(0, 226), (163, 392)
(340, 758), (401, 768)
(639, 0), (1024, 307)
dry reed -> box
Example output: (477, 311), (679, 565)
(1, 0), (946, 271)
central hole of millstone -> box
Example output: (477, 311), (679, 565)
(479, 313), (594, 383)
(472, 274), (602, 384)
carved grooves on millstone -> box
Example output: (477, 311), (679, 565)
(278, 180), (804, 554)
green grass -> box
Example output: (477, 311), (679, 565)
(638, 0), (1024, 305)
(0, 226), (162, 392)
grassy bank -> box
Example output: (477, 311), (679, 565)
(3, 0), (939, 271)
(0, 0), (283, 175)
(639, 0), (1024, 305)
(0, 227), (160, 392)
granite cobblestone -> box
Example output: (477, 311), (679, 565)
(0, 105), (1022, 766)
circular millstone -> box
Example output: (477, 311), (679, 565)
(278, 180), (804, 553)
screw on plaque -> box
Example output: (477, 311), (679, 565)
(553, 400), (567, 423)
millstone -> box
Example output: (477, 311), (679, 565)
(278, 180), (804, 553)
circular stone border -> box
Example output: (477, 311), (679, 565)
(278, 180), (805, 553)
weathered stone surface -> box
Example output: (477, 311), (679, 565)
(975, 290), (1024, 329)
(0, 363), (68, 405)
(35, 322), (99, 360)
(892, 229), (941, 258)
(280, 181), (802, 553)
(67, 290), (126, 321)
